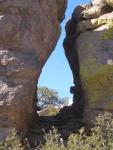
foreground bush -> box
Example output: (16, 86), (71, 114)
(40, 112), (113, 150)
(1, 112), (113, 150)
(0, 129), (24, 150)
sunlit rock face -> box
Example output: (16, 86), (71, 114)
(64, 1), (113, 126)
(0, 0), (67, 139)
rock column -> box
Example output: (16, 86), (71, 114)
(0, 0), (67, 139)
(64, 2), (113, 125)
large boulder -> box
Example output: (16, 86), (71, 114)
(64, 3), (113, 126)
(77, 12), (113, 125)
(0, 0), (67, 140)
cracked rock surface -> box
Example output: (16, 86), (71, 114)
(0, 0), (67, 140)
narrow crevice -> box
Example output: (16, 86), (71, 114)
(26, 6), (86, 149)
(63, 5), (86, 120)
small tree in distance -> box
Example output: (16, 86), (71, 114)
(37, 87), (69, 109)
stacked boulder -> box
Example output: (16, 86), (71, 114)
(64, 0), (113, 126)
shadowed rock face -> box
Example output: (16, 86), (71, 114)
(64, 2), (113, 126)
(0, 0), (67, 139)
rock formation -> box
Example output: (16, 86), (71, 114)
(64, 1), (113, 126)
(82, 0), (113, 19)
(0, 0), (67, 140)
(1, 0), (113, 144)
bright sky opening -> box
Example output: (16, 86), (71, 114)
(38, 0), (90, 99)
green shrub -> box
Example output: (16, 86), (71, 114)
(1, 113), (113, 150)
(40, 112), (113, 150)
(39, 128), (63, 150)
(47, 106), (60, 116)
(0, 129), (24, 150)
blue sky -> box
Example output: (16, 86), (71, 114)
(38, 0), (89, 98)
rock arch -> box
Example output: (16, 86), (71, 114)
(1, 0), (113, 145)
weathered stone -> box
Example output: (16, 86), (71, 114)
(77, 12), (113, 35)
(64, 1), (113, 126)
(0, 0), (67, 140)
(77, 26), (113, 124)
(82, 0), (113, 19)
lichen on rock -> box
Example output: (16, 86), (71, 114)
(64, 0), (113, 126)
(81, 0), (113, 19)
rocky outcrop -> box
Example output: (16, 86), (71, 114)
(0, 0), (67, 140)
(64, 1), (113, 126)
(82, 0), (113, 19)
